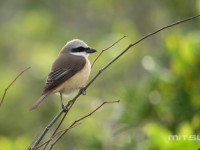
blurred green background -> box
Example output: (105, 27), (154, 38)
(0, 0), (200, 149)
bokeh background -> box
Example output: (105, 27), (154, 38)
(0, 0), (200, 149)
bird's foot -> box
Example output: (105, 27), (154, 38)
(62, 104), (68, 112)
(80, 87), (86, 95)
(62, 100), (74, 112)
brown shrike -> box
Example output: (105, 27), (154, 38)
(30, 39), (96, 111)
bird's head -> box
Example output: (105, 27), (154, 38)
(60, 39), (97, 57)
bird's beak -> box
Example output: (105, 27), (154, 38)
(86, 48), (97, 53)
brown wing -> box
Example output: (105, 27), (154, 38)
(29, 53), (86, 111)
(42, 53), (86, 94)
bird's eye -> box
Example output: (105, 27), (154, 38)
(72, 47), (87, 53)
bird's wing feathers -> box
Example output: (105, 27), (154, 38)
(43, 54), (86, 94)
(29, 54), (86, 111)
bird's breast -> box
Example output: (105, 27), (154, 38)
(56, 58), (91, 95)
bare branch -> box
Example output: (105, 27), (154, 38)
(31, 110), (65, 149)
(30, 91), (83, 149)
(49, 100), (120, 149)
(91, 35), (127, 68)
(0, 67), (31, 108)
(42, 112), (67, 149)
(30, 14), (200, 150)
(37, 100), (119, 150)
(36, 123), (81, 150)
(85, 14), (200, 89)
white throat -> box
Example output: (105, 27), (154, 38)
(71, 52), (89, 58)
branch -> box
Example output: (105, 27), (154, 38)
(43, 36), (126, 148)
(30, 110), (65, 149)
(50, 100), (120, 150)
(42, 112), (67, 149)
(37, 100), (120, 150)
(30, 14), (200, 150)
(85, 14), (200, 90)
(91, 35), (127, 68)
(35, 123), (81, 150)
(0, 67), (31, 108)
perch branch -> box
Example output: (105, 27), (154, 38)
(31, 90), (83, 149)
(86, 14), (200, 90)
(0, 67), (31, 108)
(43, 35), (126, 148)
(42, 112), (67, 149)
(30, 14), (200, 150)
(49, 100), (120, 150)
(36, 123), (81, 150)
(36, 100), (119, 150)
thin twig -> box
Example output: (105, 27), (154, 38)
(31, 91), (82, 149)
(91, 35), (127, 68)
(35, 123), (81, 150)
(85, 14), (200, 89)
(0, 67), (31, 107)
(30, 14), (200, 150)
(31, 110), (64, 149)
(37, 100), (119, 149)
(41, 91), (87, 149)
(49, 100), (120, 149)
(42, 112), (67, 149)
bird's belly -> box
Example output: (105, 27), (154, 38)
(55, 60), (91, 96)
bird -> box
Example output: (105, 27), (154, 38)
(29, 39), (96, 111)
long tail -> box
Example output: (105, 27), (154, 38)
(29, 91), (51, 111)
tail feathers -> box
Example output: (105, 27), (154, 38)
(29, 92), (51, 111)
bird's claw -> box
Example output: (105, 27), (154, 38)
(62, 104), (67, 112)
(80, 87), (86, 95)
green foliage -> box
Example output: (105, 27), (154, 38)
(0, 0), (199, 149)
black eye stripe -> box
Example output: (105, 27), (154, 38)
(72, 47), (88, 53)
